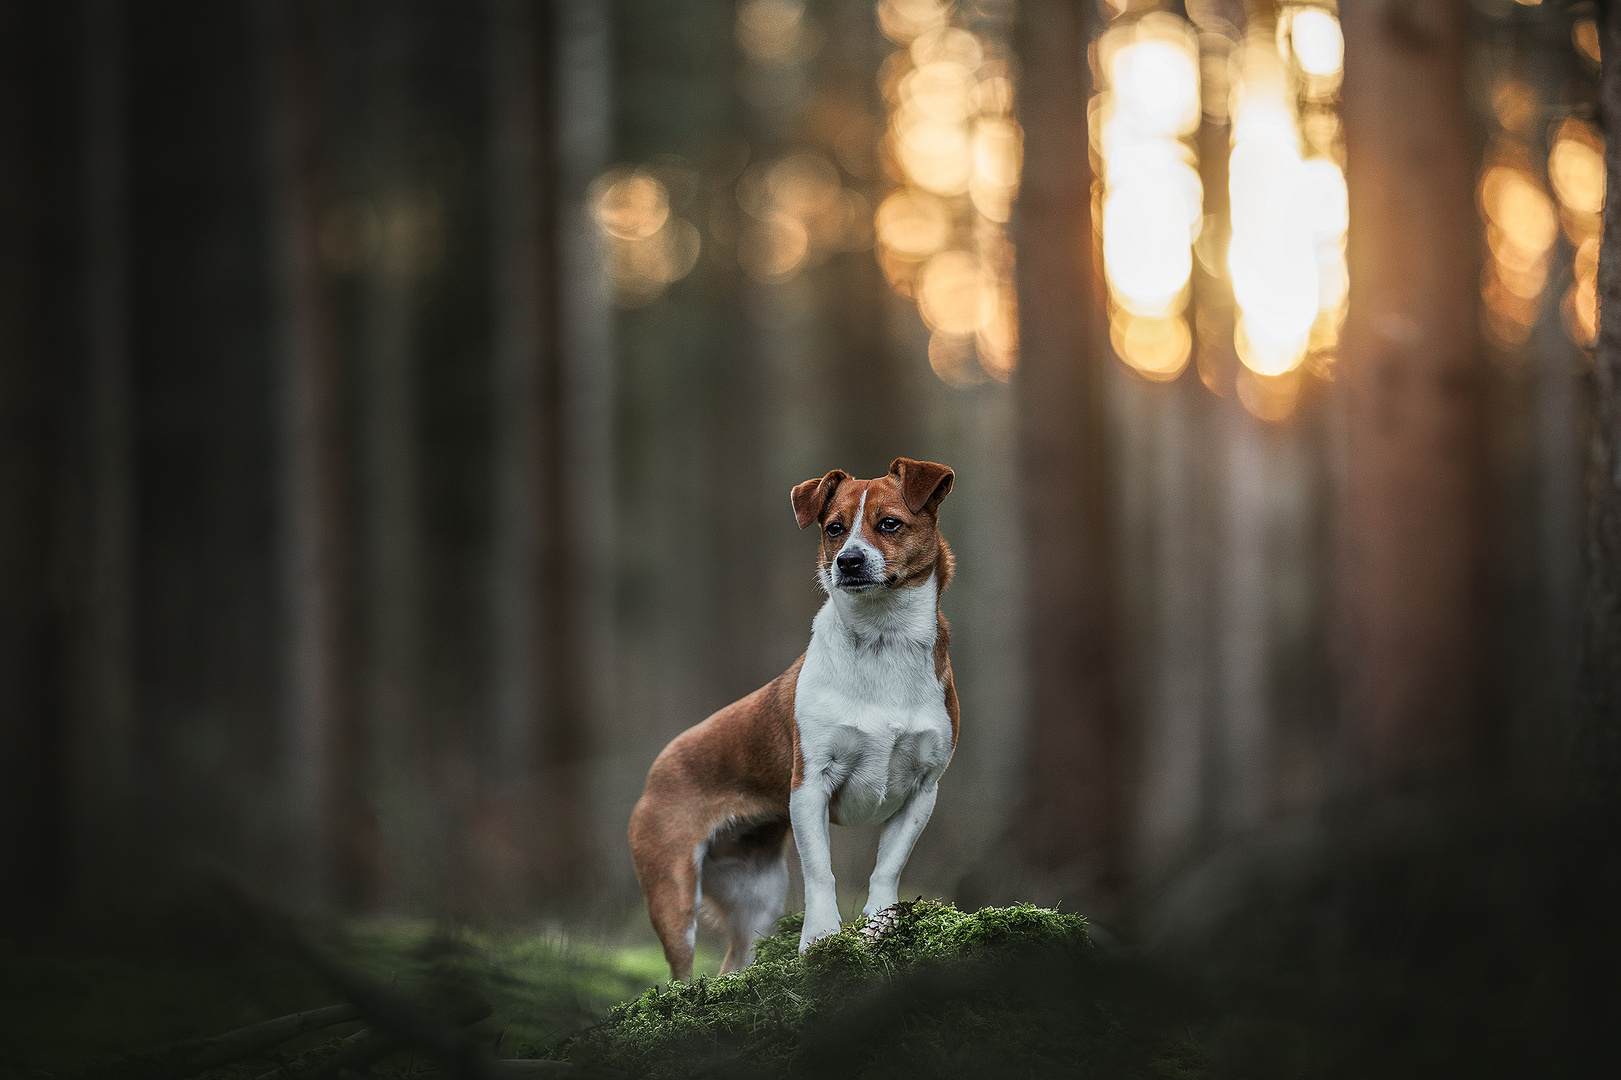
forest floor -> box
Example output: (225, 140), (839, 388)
(0, 901), (1204, 1080)
(7, 806), (1621, 1080)
(0, 913), (676, 1075)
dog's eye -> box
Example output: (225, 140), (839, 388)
(878, 517), (902, 533)
(825, 522), (845, 537)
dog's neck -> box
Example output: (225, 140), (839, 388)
(820, 573), (939, 649)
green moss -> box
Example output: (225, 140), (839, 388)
(553, 902), (1206, 1079)
(4, 906), (1206, 1078)
(1, 922), (667, 1078)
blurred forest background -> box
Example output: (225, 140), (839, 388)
(1, 0), (1616, 957)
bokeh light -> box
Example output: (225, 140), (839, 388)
(1492, 78), (1537, 136)
(731, 150), (872, 284)
(736, 0), (817, 66)
(738, 211), (810, 283)
(594, 171), (669, 240)
(1095, 12), (1202, 380)
(1478, 155), (1559, 347)
(877, 0), (950, 45)
(1549, 120), (1605, 221)
(1546, 119), (1606, 349)
(917, 250), (993, 336)
(1566, 236), (1600, 347)
(1285, 8), (1343, 78)
(876, 189), (951, 258)
(1236, 365), (1301, 423)
(928, 331), (985, 388)
(591, 169), (701, 306)
(1574, 17), (1602, 66)
(873, 2), (1022, 383)
(1227, 21), (1347, 381)
(1111, 312), (1192, 382)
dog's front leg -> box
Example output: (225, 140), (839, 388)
(863, 779), (939, 917)
(790, 783), (842, 950)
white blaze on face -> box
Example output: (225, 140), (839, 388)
(834, 489), (884, 582)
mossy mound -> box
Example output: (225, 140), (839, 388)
(551, 901), (1205, 1079)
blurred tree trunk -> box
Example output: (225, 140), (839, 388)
(1577, 2), (1621, 801)
(552, 0), (616, 889)
(71, 0), (137, 910)
(263, 0), (364, 907)
(0, 1), (65, 921)
(486, 0), (592, 909)
(1338, 0), (1486, 792)
(994, 0), (1125, 908)
(352, 0), (421, 912)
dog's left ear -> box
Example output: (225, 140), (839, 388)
(889, 458), (954, 516)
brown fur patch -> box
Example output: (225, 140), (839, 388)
(628, 655), (802, 981)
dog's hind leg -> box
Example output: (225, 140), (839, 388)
(629, 801), (707, 983)
(702, 816), (791, 974)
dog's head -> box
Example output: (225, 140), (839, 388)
(791, 458), (954, 594)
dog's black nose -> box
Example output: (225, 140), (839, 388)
(836, 551), (865, 575)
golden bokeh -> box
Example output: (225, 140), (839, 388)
(593, 171), (669, 240)
(1236, 365), (1301, 423)
(875, 189), (951, 258)
(1477, 154), (1560, 346)
(917, 250), (994, 336)
(874, 3), (1022, 383)
(732, 151), (871, 283)
(976, 285), (1018, 380)
(738, 211), (809, 283)
(592, 169), (701, 305)
(813, 189), (875, 253)
(1549, 121), (1605, 219)
(1105, 28), (1202, 139)
(1224, 21), (1347, 380)
(1283, 7), (1343, 79)
(1484, 165), (1556, 249)
(1095, 12), (1205, 380)
(895, 115), (974, 195)
(736, 0), (814, 66)
(928, 332), (985, 388)
(911, 26), (982, 71)
(1574, 18), (1602, 65)
(1481, 165), (1559, 255)
(970, 116), (1022, 223)
(1565, 243), (1600, 349)
(766, 154), (842, 221)
(877, 0), (950, 46)
(1110, 312), (1192, 382)
(1491, 79), (1536, 136)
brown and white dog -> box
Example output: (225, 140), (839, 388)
(628, 458), (959, 981)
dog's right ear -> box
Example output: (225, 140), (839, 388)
(791, 469), (849, 529)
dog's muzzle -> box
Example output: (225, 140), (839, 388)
(834, 547), (883, 591)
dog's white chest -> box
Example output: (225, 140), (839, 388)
(793, 583), (953, 828)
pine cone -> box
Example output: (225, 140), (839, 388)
(860, 900), (911, 945)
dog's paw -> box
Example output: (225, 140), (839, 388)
(862, 893), (897, 918)
(798, 913), (842, 952)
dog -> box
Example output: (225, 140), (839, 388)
(628, 457), (959, 981)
